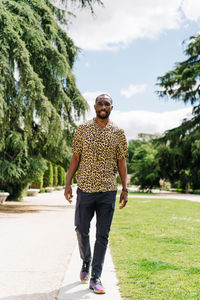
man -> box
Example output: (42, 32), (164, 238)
(64, 93), (128, 294)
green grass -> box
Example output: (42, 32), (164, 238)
(110, 197), (200, 299)
(117, 191), (151, 195)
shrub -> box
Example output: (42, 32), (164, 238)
(57, 165), (63, 186)
(43, 162), (53, 187)
(31, 172), (43, 189)
(53, 165), (58, 186)
(176, 188), (185, 193)
(116, 175), (122, 184)
(72, 175), (77, 184)
(130, 175), (137, 185)
(192, 189), (200, 195)
(62, 167), (66, 185)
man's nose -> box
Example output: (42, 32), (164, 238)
(101, 104), (106, 108)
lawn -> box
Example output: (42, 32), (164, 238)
(110, 197), (200, 299)
(117, 191), (151, 196)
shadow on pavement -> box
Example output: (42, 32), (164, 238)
(0, 290), (58, 300)
(0, 204), (75, 215)
(0, 282), (92, 300)
(57, 281), (92, 300)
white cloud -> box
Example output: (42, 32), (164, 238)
(181, 0), (200, 21)
(121, 84), (147, 98)
(80, 91), (193, 140)
(111, 108), (193, 140)
(67, 0), (184, 51)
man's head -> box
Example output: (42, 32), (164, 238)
(94, 94), (113, 119)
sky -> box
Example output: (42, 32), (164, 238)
(65, 0), (200, 141)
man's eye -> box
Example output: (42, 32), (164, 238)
(97, 103), (110, 106)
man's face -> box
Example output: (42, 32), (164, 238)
(94, 97), (113, 119)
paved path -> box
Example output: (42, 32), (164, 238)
(0, 190), (76, 300)
(0, 189), (121, 300)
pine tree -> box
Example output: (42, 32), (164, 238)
(156, 34), (200, 190)
(0, 0), (101, 199)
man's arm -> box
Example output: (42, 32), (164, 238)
(64, 153), (80, 203)
(117, 158), (128, 209)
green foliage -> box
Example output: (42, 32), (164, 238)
(156, 34), (200, 191)
(128, 135), (160, 190)
(72, 175), (77, 184)
(192, 190), (200, 195)
(0, 132), (47, 199)
(62, 167), (66, 185)
(116, 174), (122, 185)
(31, 172), (43, 189)
(43, 161), (53, 187)
(57, 165), (63, 186)
(157, 35), (200, 105)
(0, 0), (105, 199)
(53, 165), (58, 186)
(176, 188), (185, 193)
(155, 121), (200, 190)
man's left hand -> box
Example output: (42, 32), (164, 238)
(119, 191), (128, 209)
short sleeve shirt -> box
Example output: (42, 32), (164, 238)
(72, 118), (128, 193)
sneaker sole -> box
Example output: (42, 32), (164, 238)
(81, 279), (89, 283)
(89, 285), (105, 294)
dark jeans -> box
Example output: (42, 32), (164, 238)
(75, 188), (117, 278)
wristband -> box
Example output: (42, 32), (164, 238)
(122, 188), (128, 193)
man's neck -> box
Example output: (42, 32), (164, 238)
(95, 117), (109, 129)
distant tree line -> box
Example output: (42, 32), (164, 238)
(127, 132), (200, 192)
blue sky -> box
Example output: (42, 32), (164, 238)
(65, 0), (200, 140)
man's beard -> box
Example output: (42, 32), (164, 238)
(97, 110), (110, 119)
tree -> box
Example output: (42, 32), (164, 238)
(127, 139), (143, 174)
(155, 121), (200, 190)
(157, 35), (200, 106)
(156, 34), (200, 190)
(128, 135), (160, 191)
(0, 0), (101, 199)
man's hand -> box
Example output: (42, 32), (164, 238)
(64, 185), (73, 203)
(119, 191), (128, 209)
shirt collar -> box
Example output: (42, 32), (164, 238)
(93, 118), (111, 131)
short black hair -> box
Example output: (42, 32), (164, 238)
(95, 93), (112, 104)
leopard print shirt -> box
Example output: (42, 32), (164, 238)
(72, 118), (128, 193)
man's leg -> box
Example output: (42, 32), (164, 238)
(75, 189), (95, 265)
(91, 190), (116, 279)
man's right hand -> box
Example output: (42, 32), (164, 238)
(64, 185), (73, 203)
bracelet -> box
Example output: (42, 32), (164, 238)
(122, 188), (128, 193)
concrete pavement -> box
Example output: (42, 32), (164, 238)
(0, 189), (122, 300)
(0, 190), (76, 300)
